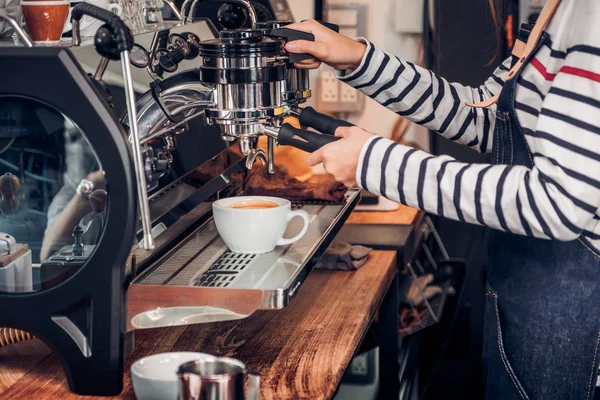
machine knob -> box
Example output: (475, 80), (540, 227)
(94, 24), (134, 61)
(0, 173), (20, 215)
(217, 4), (247, 30)
(179, 33), (201, 59)
(72, 225), (84, 257)
(88, 189), (107, 213)
(158, 46), (185, 72)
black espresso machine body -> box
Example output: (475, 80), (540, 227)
(0, 47), (137, 395)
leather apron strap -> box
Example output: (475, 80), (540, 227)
(467, 0), (562, 108)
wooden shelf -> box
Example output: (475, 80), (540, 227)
(347, 205), (423, 226)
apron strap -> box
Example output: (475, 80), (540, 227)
(467, 0), (562, 109)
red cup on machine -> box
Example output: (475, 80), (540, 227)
(21, 1), (69, 44)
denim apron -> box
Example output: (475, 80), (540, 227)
(483, 25), (600, 400)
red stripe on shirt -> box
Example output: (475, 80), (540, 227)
(559, 66), (600, 83)
(530, 58), (600, 83)
(531, 58), (556, 81)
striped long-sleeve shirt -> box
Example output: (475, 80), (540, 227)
(337, 0), (600, 250)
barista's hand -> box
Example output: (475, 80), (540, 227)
(86, 170), (106, 191)
(284, 19), (367, 71)
(306, 126), (374, 187)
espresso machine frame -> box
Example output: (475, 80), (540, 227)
(0, 47), (137, 395)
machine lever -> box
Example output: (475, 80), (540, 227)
(275, 123), (339, 153)
(71, 3), (133, 54)
(296, 106), (353, 135)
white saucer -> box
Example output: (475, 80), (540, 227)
(131, 306), (248, 329)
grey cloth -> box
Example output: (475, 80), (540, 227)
(317, 241), (372, 271)
(0, 0), (23, 38)
(398, 273), (443, 306)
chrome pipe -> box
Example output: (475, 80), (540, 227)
(181, 0), (193, 22)
(72, 19), (81, 46)
(187, 0), (201, 23)
(267, 137), (275, 174)
(262, 125), (279, 140)
(120, 51), (155, 251)
(94, 58), (110, 80)
(162, 0), (183, 20)
(245, 148), (267, 170)
(0, 11), (33, 47)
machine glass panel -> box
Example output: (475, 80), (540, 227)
(0, 96), (107, 293)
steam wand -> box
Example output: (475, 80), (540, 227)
(163, 0), (183, 20)
(0, 11), (33, 47)
(71, 3), (155, 250)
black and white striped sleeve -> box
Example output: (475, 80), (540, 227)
(335, 39), (510, 153)
(356, 41), (600, 240)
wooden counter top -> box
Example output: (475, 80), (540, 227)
(346, 205), (422, 226)
(306, 174), (423, 227)
(0, 251), (398, 400)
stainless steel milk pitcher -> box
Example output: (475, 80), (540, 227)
(177, 357), (260, 400)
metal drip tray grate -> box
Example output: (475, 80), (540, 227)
(193, 253), (258, 288)
(134, 189), (361, 309)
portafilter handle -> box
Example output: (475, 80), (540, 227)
(270, 21), (339, 63)
(293, 106), (353, 135)
(303, 20), (340, 33)
(265, 123), (339, 153)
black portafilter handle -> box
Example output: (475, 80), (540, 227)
(303, 20), (340, 33)
(270, 28), (314, 63)
(276, 123), (339, 153)
(71, 2), (133, 59)
(271, 21), (340, 63)
(298, 106), (353, 135)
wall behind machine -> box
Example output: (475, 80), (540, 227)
(292, 0), (430, 151)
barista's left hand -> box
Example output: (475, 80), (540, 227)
(306, 126), (374, 187)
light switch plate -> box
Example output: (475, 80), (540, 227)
(394, 0), (424, 34)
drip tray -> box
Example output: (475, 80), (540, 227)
(127, 189), (360, 330)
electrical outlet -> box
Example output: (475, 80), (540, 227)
(319, 71), (339, 103)
(340, 82), (358, 103)
(350, 353), (369, 376)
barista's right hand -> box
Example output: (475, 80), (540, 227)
(284, 19), (367, 71)
(86, 170), (106, 191)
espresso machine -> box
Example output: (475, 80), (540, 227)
(0, 0), (360, 396)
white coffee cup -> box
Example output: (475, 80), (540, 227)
(131, 352), (216, 400)
(212, 196), (310, 254)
